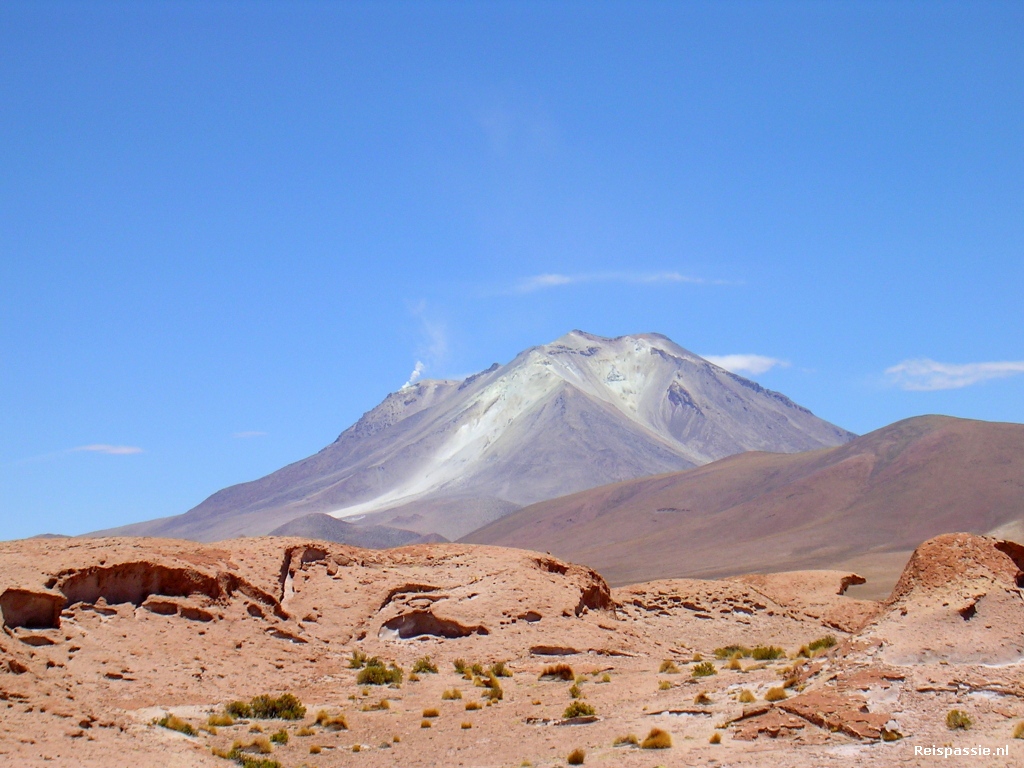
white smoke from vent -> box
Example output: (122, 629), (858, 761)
(402, 361), (425, 389)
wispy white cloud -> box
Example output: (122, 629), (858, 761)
(232, 431), (267, 439)
(704, 354), (790, 376)
(513, 271), (723, 294)
(72, 444), (144, 455)
(885, 358), (1024, 391)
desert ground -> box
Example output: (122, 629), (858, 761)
(2, 533), (1023, 767)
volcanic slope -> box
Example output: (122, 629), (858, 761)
(100, 330), (852, 541)
(464, 415), (1024, 593)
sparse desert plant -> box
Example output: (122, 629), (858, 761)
(408, 672), (420, 682)
(808, 634), (837, 652)
(569, 683), (583, 698)
(249, 693), (306, 720)
(249, 724), (263, 733)
(442, 688), (463, 700)
(461, 721), (472, 729)
(226, 701), (253, 719)
(563, 701), (596, 719)
(640, 727), (672, 749)
(157, 714), (197, 736)
(600, 673), (611, 683)
(412, 656), (438, 674)
(356, 661), (403, 686)
(315, 710), (348, 730)
(659, 659), (680, 674)
(694, 692), (712, 705)
(297, 726), (314, 737)
(393, 735), (401, 742)
(751, 645), (785, 661)
(613, 733), (639, 747)
(360, 699), (390, 712)
(709, 732), (722, 744)
(422, 708), (440, 718)
(692, 661), (717, 677)
(567, 747), (586, 764)
(237, 758), (280, 768)
(764, 686), (787, 702)
(726, 657), (743, 671)
(269, 729), (288, 745)
(200, 724), (217, 736)
(947, 710), (972, 730)
(692, 653), (703, 662)
(484, 678), (504, 701)
(465, 701), (481, 711)
(1014, 721), (1024, 739)
(658, 680), (671, 691)
(349, 649), (370, 668)
(208, 712), (235, 727)
(470, 662), (485, 676)
(352, 743), (361, 752)
(420, 719), (431, 728)
(309, 745), (321, 754)
(490, 660), (512, 677)
(738, 689), (756, 703)
(453, 658), (468, 674)
(714, 645), (751, 659)
(540, 663), (575, 681)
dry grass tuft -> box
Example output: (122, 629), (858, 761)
(156, 714), (197, 737)
(710, 732), (722, 744)
(569, 683), (583, 698)
(422, 708), (440, 718)
(208, 713), (235, 727)
(309, 745), (321, 754)
(567, 747), (586, 764)
(764, 687), (787, 702)
(692, 661), (717, 677)
(412, 656), (438, 674)
(360, 699), (390, 712)
(563, 701), (596, 719)
(641, 727), (672, 749)
(659, 659), (680, 674)
(694, 692), (712, 705)
(314, 710), (348, 731)
(658, 680), (671, 691)
(947, 710), (972, 730)
(540, 663), (575, 681)
(1014, 721), (1024, 739)
(420, 719), (431, 729)
(465, 701), (482, 711)
(613, 733), (639, 747)
(461, 721), (472, 729)
(738, 689), (756, 703)
(441, 688), (463, 700)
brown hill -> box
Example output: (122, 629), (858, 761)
(462, 415), (1024, 594)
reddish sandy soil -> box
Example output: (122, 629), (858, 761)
(2, 533), (1023, 767)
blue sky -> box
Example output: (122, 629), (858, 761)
(2, 1), (1022, 540)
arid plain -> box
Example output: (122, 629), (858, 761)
(3, 532), (1023, 767)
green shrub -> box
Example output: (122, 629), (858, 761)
(808, 635), (837, 652)
(356, 662), (403, 686)
(226, 701), (252, 719)
(569, 683), (583, 699)
(412, 656), (438, 674)
(692, 661), (717, 677)
(947, 710), (972, 730)
(563, 701), (596, 719)
(250, 694), (306, 720)
(349, 649), (370, 668)
(269, 729), (288, 744)
(751, 646), (785, 661)
(640, 728), (672, 749)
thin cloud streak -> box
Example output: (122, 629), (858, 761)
(513, 271), (728, 294)
(885, 358), (1024, 391)
(704, 354), (790, 376)
(72, 444), (144, 455)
